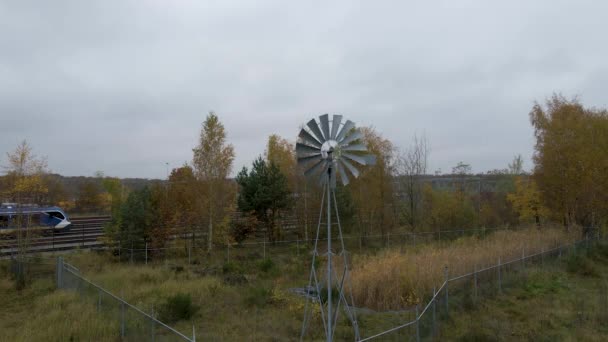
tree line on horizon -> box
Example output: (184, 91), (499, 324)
(2, 94), (607, 258)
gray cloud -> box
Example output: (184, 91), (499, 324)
(1, 0), (607, 178)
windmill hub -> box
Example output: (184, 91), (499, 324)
(320, 140), (339, 160)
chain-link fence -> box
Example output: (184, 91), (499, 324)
(56, 257), (196, 342)
(356, 235), (598, 341)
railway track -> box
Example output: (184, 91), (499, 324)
(0, 215), (111, 257)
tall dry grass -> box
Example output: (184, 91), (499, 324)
(350, 227), (578, 311)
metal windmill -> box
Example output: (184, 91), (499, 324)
(296, 114), (375, 341)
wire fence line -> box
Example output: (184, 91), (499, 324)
(55, 256), (196, 342)
(109, 225), (520, 265)
(356, 234), (599, 341)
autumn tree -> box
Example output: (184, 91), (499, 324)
(350, 127), (397, 239)
(530, 94), (608, 236)
(3, 141), (48, 289)
(507, 177), (549, 227)
(451, 161), (472, 194)
(421, 184), (477, 231)
(395, 135), (429, 230)
(100, 175), (123, 217)
(192, 112), (235, 251)
(76, 180), (104, 213)
(3, 141), (48, 205)
(266, 134), (296, 188)
(167, 165), (199, 242)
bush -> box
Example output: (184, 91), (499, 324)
(589, 242), (608, 260)
(244, 285), (273, 308)
(566, 252), (598, 277)
(231, 214), (258, 244)
(257, 259), (274, 273)
(157, 293), (197, 323)
(222, 261), (240, 274)
(223, 273), (248, 286)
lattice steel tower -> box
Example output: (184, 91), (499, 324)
(296, 114), (375, 341)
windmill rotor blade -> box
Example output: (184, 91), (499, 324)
(304, 159), (326, 177)
(307, 119), (326, 143)
(298, 114), (373, 187)
(297, 153), (322, 165)
(364, 154), (377, 165)
(319, 114), (330, 141)
(339, 130), (364, 147)
(296, 142), (321, 156)
(340, 158), (360, 178)
(335, 120), (355, 142)
(341, 143), (367, 152)
(337, 160), (350, 186)
(342, 152), (370, 166)
(341, 152), (376, 167)
(298, 128), (322, 148)
(330, 115), (342, 140)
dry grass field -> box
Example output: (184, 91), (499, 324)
(350, 226), (578, 310)
(0, 226), (600, 341)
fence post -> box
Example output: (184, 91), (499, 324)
(121, 291), (126, 338)
(145, 243), (148, 265)
(444, 265), (449, 314)
(415, 304), (420, 342)
(541, 247), (544, 267)
(473, 264), (478, 302)
(151, 305), (156, 342)
(56, 256), (63, 289)
(498, 257), (502, 294)
(432, 286), (436, 337)
(193, 325), (196, 342)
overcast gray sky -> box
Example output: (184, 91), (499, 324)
(1, 1), (607, 179)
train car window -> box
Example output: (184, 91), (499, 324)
(48, 211), (65, 220)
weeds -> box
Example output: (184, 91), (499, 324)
(566, 251), (599, 277)
(157, 293), (198, 323)
(244, 285), (274, 308)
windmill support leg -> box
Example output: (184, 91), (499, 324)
(327, 168), (332, 342)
